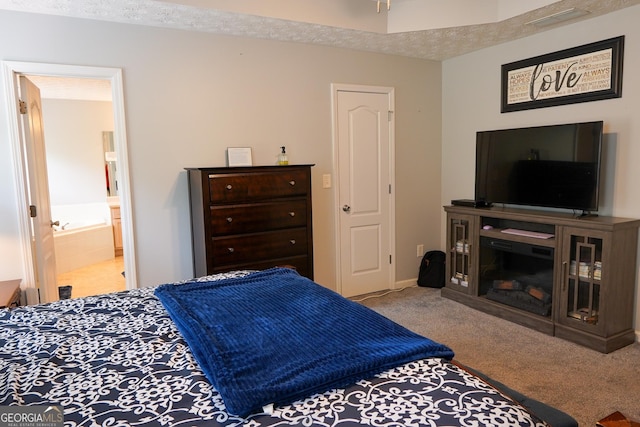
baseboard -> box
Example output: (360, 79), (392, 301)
(396, 278), (418, 289)
(635, 329), (640, 343)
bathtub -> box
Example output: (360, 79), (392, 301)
(53, 220), (115, 274)
(55, 220), (105, 232)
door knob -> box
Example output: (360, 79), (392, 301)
(342, 205), (351, 212)
(51, 220), (60, 227)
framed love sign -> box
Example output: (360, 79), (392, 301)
(501, 36), (624, 113)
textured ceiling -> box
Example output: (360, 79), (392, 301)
(4, 0), (639, 100)
(27, 75), (113, 101)
(2, 0), (639, 60)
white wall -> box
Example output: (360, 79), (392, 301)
(442, 5), (640, 332)
(43, 99), (114, 207)
(0, 10), (442, 291)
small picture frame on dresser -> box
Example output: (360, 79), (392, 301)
(227, 147), (253, 167)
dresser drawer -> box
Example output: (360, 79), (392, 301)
(210, 256), (310, 278)
(208, 170), (309, 203)
(210, 200), (307, 235)
(211, 228), (308, 265)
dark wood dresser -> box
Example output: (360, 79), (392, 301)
(186, 165), (314, 279)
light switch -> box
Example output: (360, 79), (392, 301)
(322, 174), (331, 189)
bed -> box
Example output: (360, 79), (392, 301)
(0, 268), (577, 426)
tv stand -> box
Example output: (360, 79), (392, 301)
(443, 205), (640, 353)
(577, 211), (599, 218)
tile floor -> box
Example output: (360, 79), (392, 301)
(56, 256), (126, 299)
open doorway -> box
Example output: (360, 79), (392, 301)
(3, 61), (137, 304)
(30, 76), (125, 299)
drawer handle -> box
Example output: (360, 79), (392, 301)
(289, 180), (295, 186)
(227, 247), (234, 253)
(290, 240), (296, 245)
(226, 184), (233, 190)
(226, 217), (233, 223)
(289, 212), (295, 217)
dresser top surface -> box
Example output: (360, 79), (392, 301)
(186, 164), (314, 172)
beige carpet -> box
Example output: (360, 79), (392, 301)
(358, 286), (640, 427)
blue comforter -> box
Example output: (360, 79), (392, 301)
(154, 268), (454, 417)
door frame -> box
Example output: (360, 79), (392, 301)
(2, 61), (137, 303)
(330, 83), (396, 295)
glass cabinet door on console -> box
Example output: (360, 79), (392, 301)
(446, 214), (476, 294)
(558, 228), (607, 335)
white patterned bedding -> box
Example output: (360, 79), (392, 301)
(0, 271), (556, 426)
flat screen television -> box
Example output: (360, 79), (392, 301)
(475, 121), (603, 212)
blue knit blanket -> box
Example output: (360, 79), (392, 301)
(154, 268), (454, 417)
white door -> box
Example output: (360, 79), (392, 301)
(334, 86), (395, 297)
(4, 61), (137, 303)
(19, 76), (58, 303)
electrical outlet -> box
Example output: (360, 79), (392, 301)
(417, 244), (424, 257)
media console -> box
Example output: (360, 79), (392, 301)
(443, 205), (640, 353)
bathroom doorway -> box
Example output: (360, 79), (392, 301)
(32, 81), (125, 299)
(4, 61), (137, 304)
